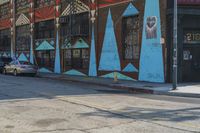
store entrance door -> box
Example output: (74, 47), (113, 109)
(182, 46), (200, 82)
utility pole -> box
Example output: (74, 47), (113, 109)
(173, 0), (178, 90)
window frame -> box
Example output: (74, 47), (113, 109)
(122, 15), (140, 61)
(60, 12), (89, 38)
(35, 20), (55, 39)
(0, 29), (11, 51)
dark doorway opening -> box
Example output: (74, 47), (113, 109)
(182, 45), (200, 82)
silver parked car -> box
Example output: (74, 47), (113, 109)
(3, 60), (38, 76)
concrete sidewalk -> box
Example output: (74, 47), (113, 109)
(37, 73), (200, 98)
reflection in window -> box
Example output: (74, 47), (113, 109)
(16, 0), (29, 13)
(35, 0), (55, 8)
(0, 29), (10, 51)
(122, 16), (139, 60)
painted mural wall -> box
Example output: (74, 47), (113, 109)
(0, 0), (167, 83)
(96, 0), (166, 82)
(139, 0), (164, 83)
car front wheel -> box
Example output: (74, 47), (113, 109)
(3, 69), (6, 75)
(13, 69), (18, 76)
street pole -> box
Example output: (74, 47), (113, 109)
(173, 0), (178, 90)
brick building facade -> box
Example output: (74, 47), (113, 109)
(1, 0), (186, 83)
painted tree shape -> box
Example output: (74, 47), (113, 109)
(89, 26), (97, 76)
(99, 9), (121, 71)
(139, 0), (164, 83)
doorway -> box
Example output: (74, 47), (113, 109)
(182, 46), (200, 82)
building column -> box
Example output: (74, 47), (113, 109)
(10, 0), (15, 58)
(54, 0), (61, 73)
(29, 0), (34, 64)
(88, 0), (97, 76)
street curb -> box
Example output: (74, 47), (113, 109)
(37, 74), (154, 94)
(154, 91), (200, 98)
(37, 74), (200, 98)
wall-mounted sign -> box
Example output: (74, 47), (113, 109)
(184, 30), (200, 44)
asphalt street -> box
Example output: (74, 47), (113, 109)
(0, 74), (200, 133)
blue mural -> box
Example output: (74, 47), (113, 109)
(101, 72), (135, 81)
(30, 36), (34, 64)
(89, 26), (97, 77)
(123, 3), (139, 17)
(38, 67), (52, 73)
(36, 40), (54, 51)
(139, 0), (164, 83)
(123, 63), (138, 72)
(73, 38), (89, 49)
(63, 69), (86, 76)
(99, 9), (121, 71)
(18, 53), (28, 62)
(54, 31), (61, 73)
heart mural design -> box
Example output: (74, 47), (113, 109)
(145, 16), (157, 39)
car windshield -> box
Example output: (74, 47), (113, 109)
(19, 61), (32, 65)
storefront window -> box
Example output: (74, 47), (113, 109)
(36, 51), (55, 70)
(0, 29), (10, 51)
(64, 49), (72, 67)
(122, 16), (139, 60)
(16, 25), (30, 51)
(60, 12), (89, 37)
(63, 48), (89, 70)
(0, 2), (10, 19)
(35, 20), (55, 39)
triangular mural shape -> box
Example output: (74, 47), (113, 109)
(98, 9), (121, 71)
(36, 40), (54, 51)
(62, 39), (72, 49)
(3, 52), (8, 57)
(38, 68), (52, 73)
(63, 69), (86, 76)
(123, 3), (139, 17)
(18, 53), (28, 62)
(139, 0), (164, 83)
(61, 0), (89, 16)
(16, 13), (30, 26)
(123, 63), (138, 72)
(73, 38), (89, 49)
(88, 27), (97, 77)
(101, 72), (135, 81)
(54, 31), (61, 73)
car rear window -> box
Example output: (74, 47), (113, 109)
(0, 57), (12, 63)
